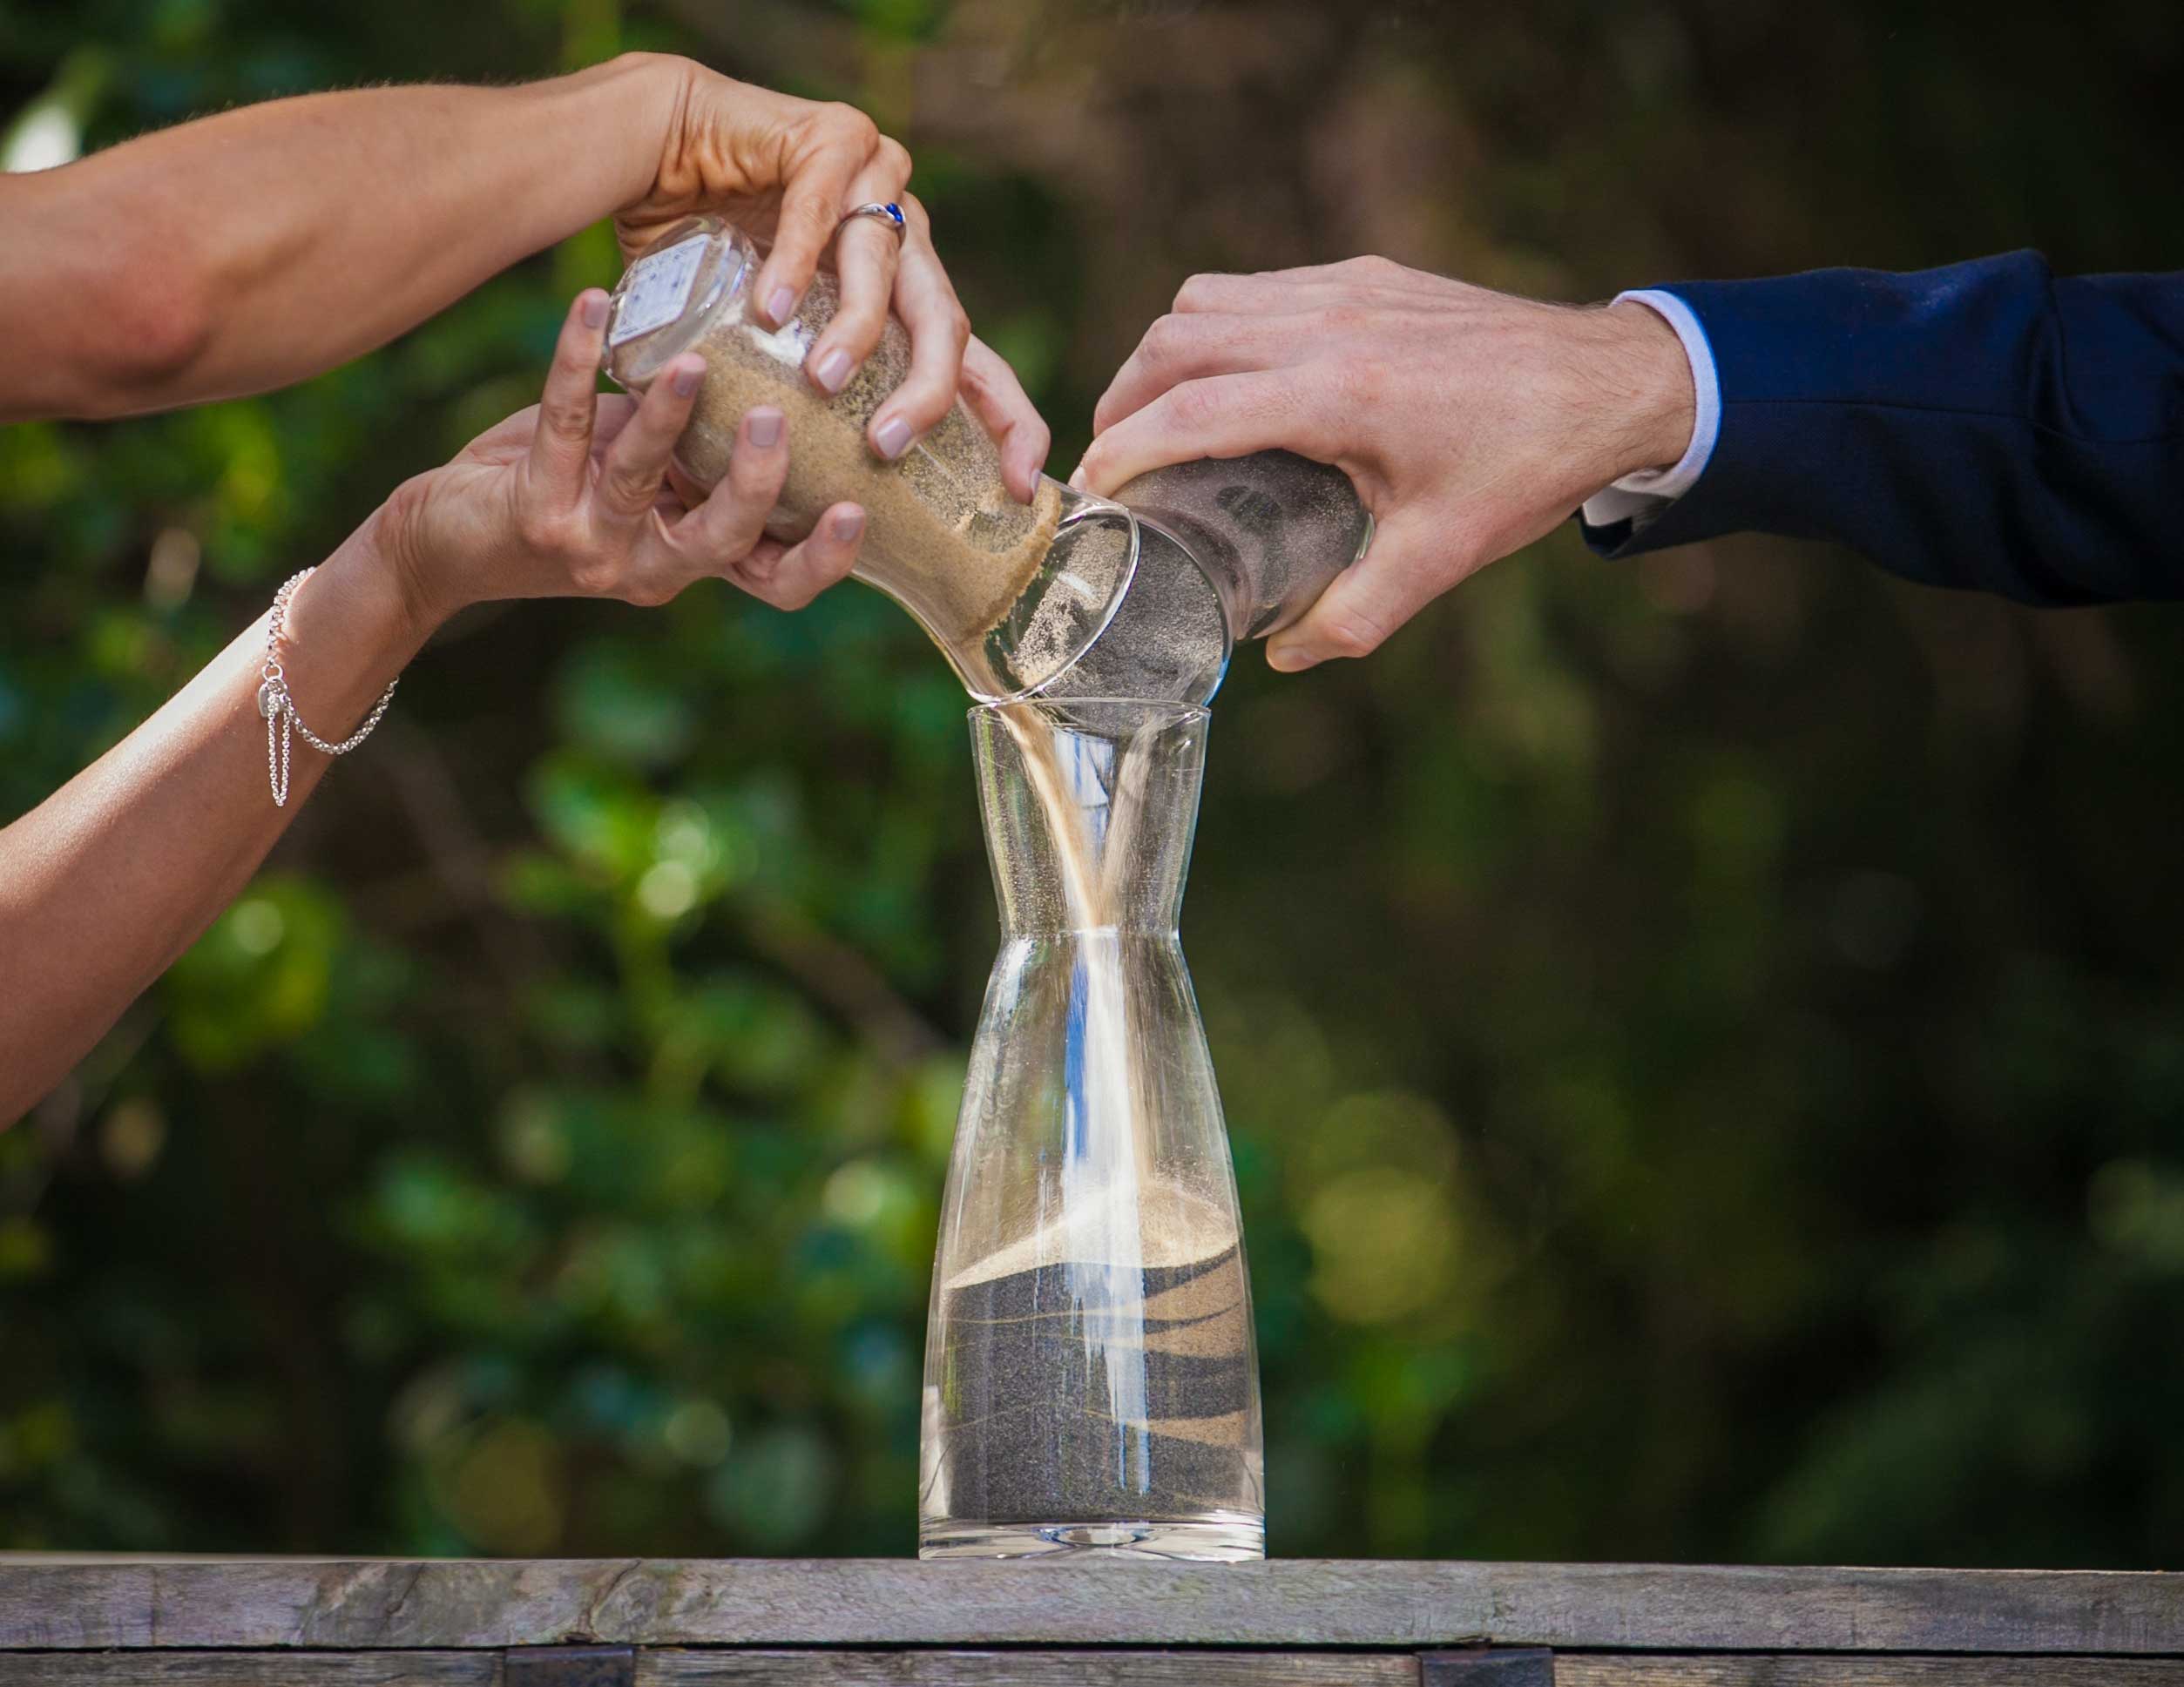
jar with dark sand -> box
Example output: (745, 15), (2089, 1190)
(919, 698), (1264, 1561)
(1040, 452), (1378, 705)
(603, 215), (1138, 700)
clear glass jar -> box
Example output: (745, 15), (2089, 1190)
(603, 215), (1139, 701)
(920, 698), (1264, 1561)
(1040, 452), (1375, 705)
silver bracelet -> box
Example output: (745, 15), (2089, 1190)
(257, 567), (398, 807)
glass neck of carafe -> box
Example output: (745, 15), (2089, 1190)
(969, 699), (1209, 939)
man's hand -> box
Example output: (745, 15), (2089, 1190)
(1078, 257), (1695, 670)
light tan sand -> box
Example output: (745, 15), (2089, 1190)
(673, 275), (1063, 645)
(944, 1180), (1240, 1289)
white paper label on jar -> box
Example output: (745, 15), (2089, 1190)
(610, 234), (709, 348)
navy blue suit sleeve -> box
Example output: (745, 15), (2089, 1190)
(1579, 252), (2184, 604)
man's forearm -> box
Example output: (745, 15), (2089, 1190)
(1580, 253), (2184, 604)
(0, 517), (430, 1124)
(2, 55), (673, 421)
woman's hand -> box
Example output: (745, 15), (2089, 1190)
(606, 64), (1048, 486)
(381, 290), (869, 631)
(0, 51), (1050, 477)
(613, 58), (1047, 488)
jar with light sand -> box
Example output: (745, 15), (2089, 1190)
(602, 215), (1139, 700)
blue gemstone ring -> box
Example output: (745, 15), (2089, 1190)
(840, 202), (908, 241)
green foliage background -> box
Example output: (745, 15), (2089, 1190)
(4, 0), (2184, 1564)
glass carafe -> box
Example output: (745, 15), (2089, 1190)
(602, 216), (1139, 700)
(920, 698), (1263, 1562)
(1037, 453), (1375, 705)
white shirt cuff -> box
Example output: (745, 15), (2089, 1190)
(1579, 287), (1720, 529)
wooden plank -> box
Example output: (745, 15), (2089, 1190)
(0, 1655), (493, 1685)
(642, 1651), (1413, 1684)
(0, 1653), (2181, 1686)
(3, 1559), (2184, 1653)
(1559, 1661), (2184, 1685)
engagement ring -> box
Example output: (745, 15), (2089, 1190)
(839, 201), (907, 240)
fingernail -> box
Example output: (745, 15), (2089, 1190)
(747, 408), (783, 449)
(815, 348), (854, 395)
(580, 291), (610, 329)
(1067, 462), (1088, 491)
(672, 358), (704, 398)
(1267, 644), (1316, 673)
(873, 416), (912, 460)
(766, 286), (797, 327)
(831, 509), (866, 543)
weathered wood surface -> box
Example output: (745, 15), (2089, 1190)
(7, 1654), (2184, 1686)
(3, 1559), (2183, 1654)
(0, 1654), (1409, 1686)
(1556, 1660), (2184, 1685)
(0, 1659), (492, 1686)
(643, 1653), (1416, 1684)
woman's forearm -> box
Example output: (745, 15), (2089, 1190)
(0, 56), (673, 421)
(0, 516), (431, 1123)
(0, 273), (871, 1124)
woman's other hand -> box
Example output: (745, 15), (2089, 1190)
(380, 289), (869, 631)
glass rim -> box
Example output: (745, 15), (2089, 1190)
(965, 695), (1211, 726)
(969, 487), (1142, 705)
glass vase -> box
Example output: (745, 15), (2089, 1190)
(919, 698), (1264, 1561)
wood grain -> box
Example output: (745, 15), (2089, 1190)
(0, 1652), (1409, 1686)
(1556, 1661), (2184, 1684)
(4, 1651), (2184, 1684)
(3, 1559), (2181, 1654)
(644, 1651), (1413, 1684)
(0, 1655), (492, 1685)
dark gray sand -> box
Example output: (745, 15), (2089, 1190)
(934, 1186), (1253, 1523)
